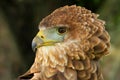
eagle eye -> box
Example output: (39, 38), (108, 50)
(57, 27), (67, 34)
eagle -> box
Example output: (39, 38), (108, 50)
(18, 5), (110, 80)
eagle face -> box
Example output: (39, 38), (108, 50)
(20, 5), (110, 80)
(32, 26), (69, 50)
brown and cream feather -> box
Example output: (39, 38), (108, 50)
(18, 5), (110, 80)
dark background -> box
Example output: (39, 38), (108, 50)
(0, 0), (120, 80)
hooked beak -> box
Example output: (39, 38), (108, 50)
(32, 36), (43, 52)
(32, 30), (57, 52)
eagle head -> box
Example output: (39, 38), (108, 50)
(21, 5), (110, 80)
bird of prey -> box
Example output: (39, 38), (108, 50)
(18, 5), (110, 80)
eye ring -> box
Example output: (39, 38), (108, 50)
(57, 27), (67, 34)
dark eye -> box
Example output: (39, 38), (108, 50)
(57, 27), (67, 34)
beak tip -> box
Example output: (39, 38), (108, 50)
(32, 40), (36, 52)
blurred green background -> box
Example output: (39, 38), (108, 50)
(0, 0), (120, 80)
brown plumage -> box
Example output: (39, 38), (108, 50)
(18, 5), (110, 80)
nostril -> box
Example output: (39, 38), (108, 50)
(41, 36), (44, 39)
